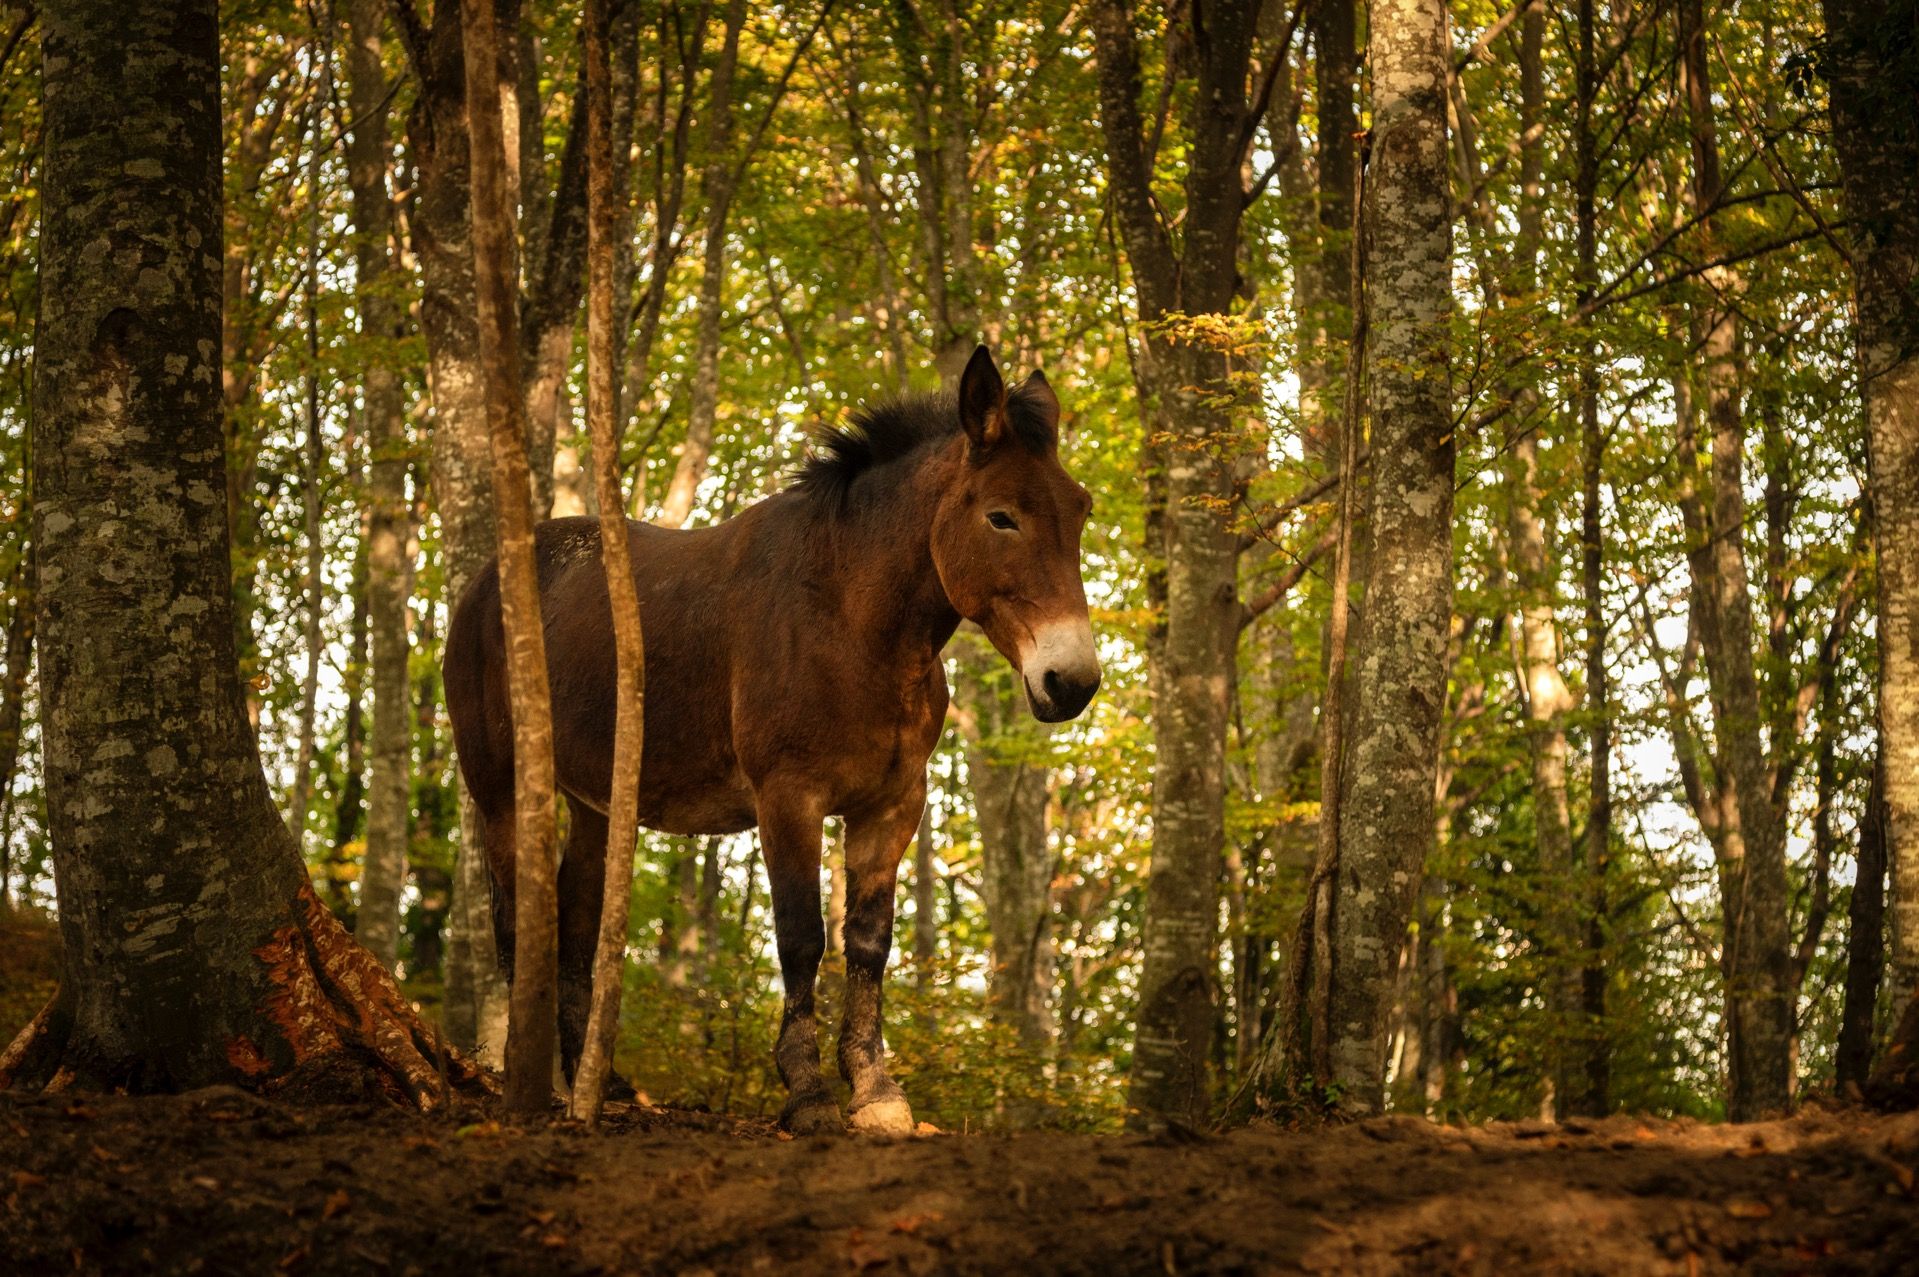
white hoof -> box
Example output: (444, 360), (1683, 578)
(849, 1098), (915, 1136)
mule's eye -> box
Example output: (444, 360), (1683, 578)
(987, 510), (1019, 532)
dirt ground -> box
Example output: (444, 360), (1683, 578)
(2, 1089), (1916, 1276)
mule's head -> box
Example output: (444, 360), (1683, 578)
(932, 346), (1100, 723)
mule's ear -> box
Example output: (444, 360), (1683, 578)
(1019, 369), (1060, 432)
(958, 344), (1006, 450)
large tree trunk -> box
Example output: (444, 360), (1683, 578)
(1090, 0), (1258, 1131)
(1325, 0), (1455, 1114)
(347, 0), (413, 971)
(408, 0), (509, 1059)
(2, 0), (481, 1106)
(1675, 0), (1793, 1120)
(1823, 0), (1919, 1017)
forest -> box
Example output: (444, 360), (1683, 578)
(1, 0), (1918, 1271)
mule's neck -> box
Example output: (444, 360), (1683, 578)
(809, 440), (963, 668)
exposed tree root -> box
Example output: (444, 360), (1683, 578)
(1, 882), (495, 1110)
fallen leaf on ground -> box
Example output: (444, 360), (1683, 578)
(1726, 1199), (1774, 1219)
(322, 1189), (350, 1220)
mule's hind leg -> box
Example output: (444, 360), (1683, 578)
(755, 780), (840, 1134)
(555, 800), (636, 1100)
(837, 791), (923, 1135)
(473, 794), (519, 979)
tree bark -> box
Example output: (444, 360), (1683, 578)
(1822, 0), (1919, 1016)
(0, 546), (34, 909)
(288, 78), (330, 844)
(406, 0), (510, 1058)
(1674, 0), (1793, 1120)
(348, 0), (413, 971)
(1325, 0), (1455, 1114)
(957, 635), (1058, 1055)
(1091, 0), (1258, 1131)
(570, 0), (647, 1122)
(461, 0), (561, 1117)
(657, 0), (745, 529)
(4, 0), (481, 1106)
(1573, 0), (1613, 1118)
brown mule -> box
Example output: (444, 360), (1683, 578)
(444, 347), (1099, 1132)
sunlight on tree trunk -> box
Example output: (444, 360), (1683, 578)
(571, 0), (647, 1126)
(461, 0), (560, 1119)
(1326, 0), (1456, 1115)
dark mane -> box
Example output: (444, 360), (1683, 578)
(793, 385), (1058, 507)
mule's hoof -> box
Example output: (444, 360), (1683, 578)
(781, 1094), (845, 1136)
(849, 1097), (915, 1136)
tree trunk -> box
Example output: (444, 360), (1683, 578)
(0, 547), (34, 910)
(958, 635), (1057, 1055)
(1325, 0), (1455, 1114)
(346, 0), (412, 972)
(1822, 0), (1919, 1014)
(913, 802), (939, 972)
(1676, 0), (1793, 1120)
(657, 0), (745, 529)
(461, 0), (561, 1117)
(1573, 0), (1613, 1118)
(324, 548), (368, 921)
(3, 0), (481, 1107)
(1090, 0), (1258, 1132)
(1839, 759), (1888, 1091)
(409, 0), (509, 1058)
(571, 0), (647, 1120)
(288, 83), (329, 843)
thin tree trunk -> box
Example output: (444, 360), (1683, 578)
(571, 0), (646, 1122)
(1676, 0), (1793, 1119)
(1325, 0), (1455, 1114)
(960, 639), (1058, 1056)
(325, 547), (368, 920)
(348, 0), (412, 971)
(461, 0), (561, 1117)
(3, 0), (483, 1106)
(913, 801), (938, 972)
(1839, 758), (1888, 1092)
(657, 0), (745, 529)
(1573, 0), (1613, 1118)
(408, 0), (510, 1059)
(0, 547), (33, 910)
(289, 81), (329, 841)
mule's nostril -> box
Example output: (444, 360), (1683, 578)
(1036, 668), (1099, 720)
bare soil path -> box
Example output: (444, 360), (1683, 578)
(3, 1091), (1916, 1275)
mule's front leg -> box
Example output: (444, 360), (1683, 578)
(839, 795), (923, 1135)
(758, 784), (841, 1134)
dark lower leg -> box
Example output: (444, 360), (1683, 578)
(482, 811), (518, 977)
(767, 835), (838, 1132)
(839, 883), (906, 1114)
(555, 804), (606, 1085)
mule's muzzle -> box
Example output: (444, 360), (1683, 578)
(1023, 619), (1101, 723)
(1030, 667), (1100, 722)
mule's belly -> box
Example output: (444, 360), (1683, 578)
(556, 724), (758, 838)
